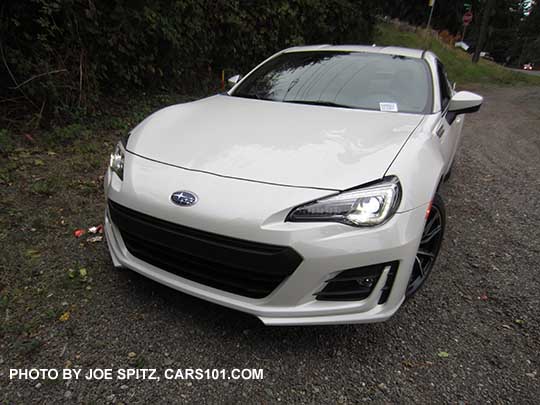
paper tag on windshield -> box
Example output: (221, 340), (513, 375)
(379, 102), (398, 112)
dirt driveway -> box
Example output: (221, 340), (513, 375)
(1, 85), (539, 403)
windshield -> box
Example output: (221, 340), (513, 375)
(231, 51), (432, 114)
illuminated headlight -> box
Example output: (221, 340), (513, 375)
(287, 177), (401, 227)
(109, 140), (126, 180)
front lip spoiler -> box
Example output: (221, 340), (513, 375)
(125, 149), (341, 192)
(258, 302), (402, 325)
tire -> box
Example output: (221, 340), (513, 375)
(405, 193), (446, 298)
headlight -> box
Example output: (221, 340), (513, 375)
(287, 177), (401, 227)
(109, 140), (126, 180)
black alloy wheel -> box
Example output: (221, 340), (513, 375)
(406, 193), (446, 297)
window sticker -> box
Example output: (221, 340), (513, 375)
(379, 102), (398, 112)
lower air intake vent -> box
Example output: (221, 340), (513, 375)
(315, 262), (399, 302)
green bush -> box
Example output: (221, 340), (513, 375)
(0, 129), (15, 153)
(44, 124), (90, 145)
(0, 0), (375, 129)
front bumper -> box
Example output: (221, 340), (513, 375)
(104, 153), (427, 325)
(105, 200), (426, 325)
(104, 207), (424, 325)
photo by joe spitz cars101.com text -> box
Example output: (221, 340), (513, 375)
(104, 45), (483, 325)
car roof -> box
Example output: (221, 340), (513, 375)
(282, 45), (427, 59)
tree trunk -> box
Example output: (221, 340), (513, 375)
(472, 0), (496, 63)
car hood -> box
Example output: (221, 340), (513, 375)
(128, 95), (423, 190)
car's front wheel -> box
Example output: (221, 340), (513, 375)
(406, 193), (446, 297)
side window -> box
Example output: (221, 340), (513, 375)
(437, 61), (452, 111)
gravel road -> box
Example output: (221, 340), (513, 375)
(1, 85), (539, 403)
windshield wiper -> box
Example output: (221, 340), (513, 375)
(285, 100), (355, 109)
(231, 93), (266, 100)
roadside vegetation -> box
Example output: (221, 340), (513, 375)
(375, 23), (540, 86)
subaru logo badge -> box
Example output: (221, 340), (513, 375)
(170, 191), (198, 207)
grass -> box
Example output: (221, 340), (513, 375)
(374, 23), (540, 86)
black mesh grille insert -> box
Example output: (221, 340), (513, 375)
(315, 262), (399, 302)
(108, 200), (302, 298)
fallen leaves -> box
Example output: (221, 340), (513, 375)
(502, 319), (526, 330)
(59, 312), (70, 322)
(23, 134), (35, 143)
(25, 249), (41, 259)
(437, 351), (450, 358)
(68, 268), (90, 283)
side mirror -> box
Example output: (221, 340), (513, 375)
(227, 74), (242, 86)
(448, 91), (483, 114)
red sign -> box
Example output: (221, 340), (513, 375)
(463, 11), (473, 26)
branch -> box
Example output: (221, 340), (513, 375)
(78, 50), (83, 107)
(9, 69), (68, 90)
(0, 41), (20, 88)
(0, 41), (38, 109)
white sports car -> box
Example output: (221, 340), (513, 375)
(105, 46), (482, 325)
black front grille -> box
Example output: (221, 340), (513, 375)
(315, 262), (399, 301)
(108, 200), (302, 298)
